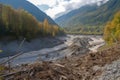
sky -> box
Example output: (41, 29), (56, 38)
(27, 0), (109, 19)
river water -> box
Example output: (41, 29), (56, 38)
(0, 35), (105, 66)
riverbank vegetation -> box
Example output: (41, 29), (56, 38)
(64, 25), (103, 35)
(104, 11), (120, 44)
(0, 4), (64, 40)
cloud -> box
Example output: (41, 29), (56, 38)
(45, 5), (66, 18)
(28, 0), (56, 7)
(28, 0), (109, 19)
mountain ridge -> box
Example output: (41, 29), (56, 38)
(0, 0), (56, 24)
(55, 0), (120, 33)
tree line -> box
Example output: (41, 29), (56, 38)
(0, 4), (63, 40)
(64, 25), (103, 35)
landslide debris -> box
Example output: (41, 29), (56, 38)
(1, 44), (120, 80)
(67, 37), (92, 56)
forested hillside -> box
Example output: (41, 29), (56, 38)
(104, 11), (120, 44)
(0, 4), (63, 40)
(55, 0), (120, 34)
(0, 0), (56, 24)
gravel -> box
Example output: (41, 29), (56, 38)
(95, 59), (120, 80)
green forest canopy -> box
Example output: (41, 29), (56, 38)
(0, 4), (63, 40)
(104, 11), (120, 44)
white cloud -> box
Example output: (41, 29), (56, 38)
(28, 0), (56, 7)
(27, 0), (109, 19)
(46, 5), (65, 18)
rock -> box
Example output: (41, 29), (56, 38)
(93, 66), (101, 72)
(95, 59), (120, 80)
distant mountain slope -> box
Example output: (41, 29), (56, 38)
(0, 0), (56, 24)
(55, 0), (120, 32)
(55, 5), (98, 27)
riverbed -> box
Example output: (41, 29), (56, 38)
(0, 35), (105, 66)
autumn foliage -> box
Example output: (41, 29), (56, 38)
(104, 11), (120, 44)
(0, 4), (63, 40)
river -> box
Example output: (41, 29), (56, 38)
(0, 35), (105, 66)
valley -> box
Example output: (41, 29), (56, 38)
(0, 0), (120, 80)
(55, 0), (120, 34)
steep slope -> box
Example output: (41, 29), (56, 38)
(55, 5), (98, 27)
(0, 4), (61, 40)
(55, 0), (120, 32)
(0, 0), (56, 24)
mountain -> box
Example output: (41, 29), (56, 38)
(0, 4), (61, 40)
(0, 0), (56, 24)
(0, 3), (64, 57)
(55, 4), (98, 27)
(55, 0), (120, 33)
